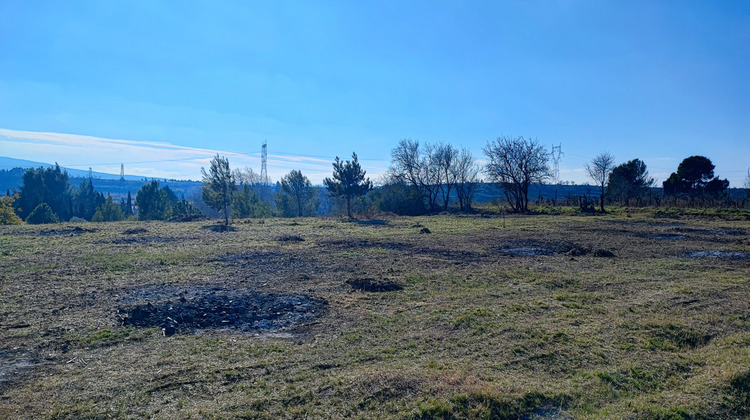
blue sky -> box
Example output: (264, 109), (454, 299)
(1, 1), (748, 185)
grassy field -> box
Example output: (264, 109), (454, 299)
(1, 211), (749, 419)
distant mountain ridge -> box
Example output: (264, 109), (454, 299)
(0, 156), (202, 200)
(0, 156), (149, 181)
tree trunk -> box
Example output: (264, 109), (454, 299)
(600, 184), (605, 212)
(346, 197), (353, 219)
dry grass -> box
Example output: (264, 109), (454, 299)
(1, 212), (749, 419)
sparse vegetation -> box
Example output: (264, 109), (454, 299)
(1, 211), (748, 418)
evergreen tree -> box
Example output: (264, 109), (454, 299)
(275, 170), (318, 217)
(72, 178), (105, 220)
(233, 183), (272, 218)
(324, 153), (372, 219)
(201, 155), (235, 228)
(92, 195), (126, 222)
(136, 180), (171, 220)
(663, 156), (729, 197)
(125, 191), (133, 216)
(26, 203), (59, 224)
(17, 164), (72, 221)
(606, 159), (654, 204)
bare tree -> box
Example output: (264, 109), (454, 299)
(232, 167), (263, 186)
(233, 167), (273, 203)
(433, 143), (459, 210)
(483, 136), (550, 213)
(584, 152), (616, 212)
(745, 168), (750, 198)
(452, 148), (480, 211)
(390, 139), (441, 211)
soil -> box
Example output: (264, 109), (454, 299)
(648, 234), (685, 240)
(0, 350), (43, 391)
(277, 234), (305, 242)
(498, 241), (590, 257)
(38, 226), (97, 236)
(683, 250), (750, 260)
(123, 227), (148, 235)
(119, 286), (326, 336)
(102, 236), (186, 245)
(347, 278), (404, 292)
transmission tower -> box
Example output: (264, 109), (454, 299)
(120, 163), (125, 181)
(551, 144), (563, 184)
(260, 141), (268, 184)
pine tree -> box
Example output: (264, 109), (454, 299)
(201, 155), (235, 229)
(324, 153), (372, 219)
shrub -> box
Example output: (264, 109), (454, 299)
(0, 195), (23, 225)
(26, 203), (59, 224)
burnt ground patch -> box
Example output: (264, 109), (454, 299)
(278, 234), (305, 242)
(123, 227), (148, 235)
(347, 278), (403, 293)
(38, 226), (97, 236)
(497, 240), (590, 257)
(119, 286), (325, 336)
(0, 349), (45, 391)
(324, 239), (412, 252)
(675, 227), (747, 236)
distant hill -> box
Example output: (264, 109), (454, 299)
(0, 156), (202, 200)
(0, 156), (144, 181)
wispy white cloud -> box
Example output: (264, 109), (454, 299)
(0, 128), (388, 183)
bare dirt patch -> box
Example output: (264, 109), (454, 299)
(103, 236), (185, 245)
(0, 350), (44, 390)
(648, 234), (685, 240)
(346, 278), (403, 292)
(38, 226), (97, 236)
(119, 286), (325, 336)
(123, 227), (148, 235)
(498, 241), (590, 257)
(682, 250), (750, 260)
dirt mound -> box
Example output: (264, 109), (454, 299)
(347, 278), (403, 292)
(119, 287), (325, 336)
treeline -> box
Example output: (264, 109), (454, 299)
(2, 138), (748, 225)
(0, 164), (201, 224)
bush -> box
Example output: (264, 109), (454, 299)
(26, 203), (59, 224)
(0, 195), (23, 225)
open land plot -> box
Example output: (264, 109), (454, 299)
(1, 213), (749, 419)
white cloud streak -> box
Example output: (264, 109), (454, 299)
(0, 128), (388, 183)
